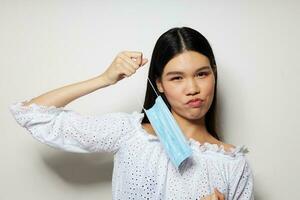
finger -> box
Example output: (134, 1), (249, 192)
(123, 51), (144, 66)
(200, 196), (208, 200)
(214, 188), (219, 194)
(118, 56), (137, 73)
(134, 53), (147, 66)
(211, 193), (218, 200)
(118, 59), (135, 75)
(138, 52), (142, 66)
(118, 53), (139, 69)
(123, 51), (142, 59)
(131, 53), (142, 66)
(214, 188), (225, 200)
(114, 60), (134, 78)
(127, 55), (148, 67)
(140, 58), (148, 66)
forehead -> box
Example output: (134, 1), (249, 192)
(163, 51), (210, 74)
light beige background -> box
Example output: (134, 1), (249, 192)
(1, 0), (299, 199)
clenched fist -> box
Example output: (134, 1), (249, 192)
(102, 51), (148, 85)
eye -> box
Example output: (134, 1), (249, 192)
(197, 72), (209, 77)
(170, 76), (182, 80)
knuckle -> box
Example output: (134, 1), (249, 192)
(133, 63), (139, 69)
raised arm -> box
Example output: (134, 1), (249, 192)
(22, 74), (111, 108)
(23, 51), (148, 108)
(9, 51), (148, 154)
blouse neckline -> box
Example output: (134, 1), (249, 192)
(134, 112), (249, 158)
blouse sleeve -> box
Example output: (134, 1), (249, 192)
(227, 156), (255, 200)
(8, 99), (143, 154)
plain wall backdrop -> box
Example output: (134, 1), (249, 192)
(1, 0), (299, 199)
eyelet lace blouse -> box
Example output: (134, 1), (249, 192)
(9, 100), (254, 200)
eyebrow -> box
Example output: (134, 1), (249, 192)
(165, 66), (211, 76)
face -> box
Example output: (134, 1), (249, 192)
(156, 50), (215, 121)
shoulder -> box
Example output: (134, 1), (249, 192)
(217, 141), (236, 152)
(223, 142), (236, 150)
(208, 135), (236, 151)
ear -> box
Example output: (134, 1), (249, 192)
(156, 78), (164, 93)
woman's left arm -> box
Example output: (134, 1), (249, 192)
(227, 157), (255, 200)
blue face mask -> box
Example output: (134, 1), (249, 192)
(137, 77), (193, 171)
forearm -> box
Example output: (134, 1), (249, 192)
(23, 74), (112, 108)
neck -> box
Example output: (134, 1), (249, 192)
(172, 110), (212, 142)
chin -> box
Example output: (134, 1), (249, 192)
(186, 111), (204, 120)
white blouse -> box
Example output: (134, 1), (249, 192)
(9, 100), (254, 200)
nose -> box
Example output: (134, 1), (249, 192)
(186, 79), (200, 95)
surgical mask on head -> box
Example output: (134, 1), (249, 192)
(135, 77), (193, 171)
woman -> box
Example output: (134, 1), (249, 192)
(9, 27), (254, 200)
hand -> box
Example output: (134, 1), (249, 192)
(102, 51), (148, 85)
(200, 188), (225, 200)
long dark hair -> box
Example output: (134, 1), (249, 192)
(140, 26), (220, 141)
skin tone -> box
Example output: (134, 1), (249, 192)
(142, 50), (235, 151)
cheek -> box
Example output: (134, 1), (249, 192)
(163, 84), (182, 105)
(205, 82), (215, 95)
(164, 90), (180, 105)
(201, 76), (215, 95)
(203, 79), (216, 107)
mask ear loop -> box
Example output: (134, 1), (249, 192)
(134, 77), (160, 113)
(147, 76), (160, 97)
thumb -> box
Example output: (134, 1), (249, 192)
(139, 58), (148, 66)
(133, 52), (148, 67)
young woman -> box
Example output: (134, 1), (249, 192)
(9, 27), (254, 200)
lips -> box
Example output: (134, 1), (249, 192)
(186, 98), (204, 108)
(186, 98), (203, 104)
